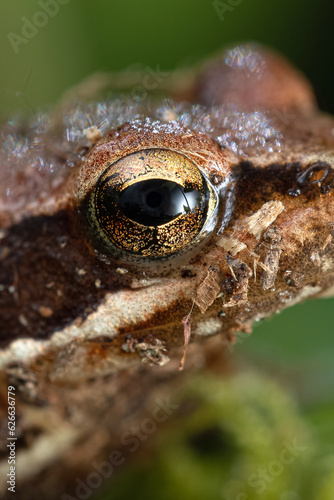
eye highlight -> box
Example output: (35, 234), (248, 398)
(104, 178), (207, 227)
(88, 149), (218, 261)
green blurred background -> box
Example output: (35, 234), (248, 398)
(1, 0), (333, 497)
(0, 0), (334, 115)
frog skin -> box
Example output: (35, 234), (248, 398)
(0, 44), (334, 498)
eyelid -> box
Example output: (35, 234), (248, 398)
(71, 121), (231, 266)
(72, 120), (232, 207)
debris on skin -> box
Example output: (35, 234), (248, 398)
(179, 303), (194, 371)
(195, 267), (222, 313)
(38, 306), (54, 318)
(18, 314), (29, 327)
(216, 200), (285, 291)
(224, 256), (252, 308)
(121, 338), (170, 366)
(284, 270), (304, 288)
(322, 233), (332, 251)
(216, 235), (247, 256)
(260, 226), (282, 290)
(242, 200), (285, 241)
(76, 268), (86, 276)
(116, 267), (129, 275)
(136, 339), (170, 366)
(217, 201), (285, 257)
(83, 125), (102, 145)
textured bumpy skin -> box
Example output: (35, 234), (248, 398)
(0, 44), (334, 498)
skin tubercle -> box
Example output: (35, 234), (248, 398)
(192, 43), (317, 112)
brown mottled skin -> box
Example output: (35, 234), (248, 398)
(0, 44), (334, 499)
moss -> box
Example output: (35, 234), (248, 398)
(96, 371), (333, 500)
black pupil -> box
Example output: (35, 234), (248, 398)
(102, 178), (208, 226)
(146, 190), (163, 208)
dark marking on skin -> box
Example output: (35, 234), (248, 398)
(0, 212), (131, 347)
(181, 269), (197, 278)
(233, 161), (333, 219)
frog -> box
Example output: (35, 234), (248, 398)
(0, 43), (334, 498)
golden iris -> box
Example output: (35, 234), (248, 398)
(89, 149), (218, 261)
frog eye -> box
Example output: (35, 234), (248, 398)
(86, 149), (218, 262)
